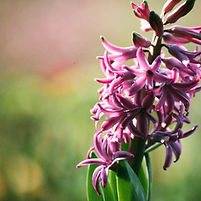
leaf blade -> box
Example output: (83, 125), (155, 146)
(116, 160), (147, 201)
(87, 165), (103, 201)
(145, 153), (152, 201)
(86, 153), (103, 201)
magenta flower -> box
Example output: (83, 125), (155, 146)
(124, 48), (171, 96)
(76, 132), (133, 195)
(155, 78), (199, 113)
(148, 107), (198, 170)
(149, 125), (198, 170)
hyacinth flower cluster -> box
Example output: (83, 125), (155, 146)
(77, 0), (201, 200)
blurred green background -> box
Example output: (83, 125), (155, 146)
(0, 0), (201, 201)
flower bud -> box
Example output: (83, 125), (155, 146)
(149, 11), (164, 36)
(132, 32), (151, 48)
(166, 25), (201, 41)
(164, 0), (196, 24)
(131, 0), (150, 21)
(162, 0), (182, 15)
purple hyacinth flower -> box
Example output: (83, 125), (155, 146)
(76, 132), (133, 195)
(155, 78), (199, 113)
(95, 93), (142, 134)
(149, 126), (198, 170)
(163, 124), (198, 170)
(124, 48), (171, 96)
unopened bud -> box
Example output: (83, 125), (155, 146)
(162, 0), (182, 15)
(149, 11), (164, 36)
(132, 32), (151, 48)
(164, 0), (196, 24)
(131, 0), (150, 21)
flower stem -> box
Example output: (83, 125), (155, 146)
(129, 113), (147, 175)
(148, 35), (162, 64)
(129, 137), (146, 175)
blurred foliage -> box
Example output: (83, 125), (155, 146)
(0, 68), (98, 201)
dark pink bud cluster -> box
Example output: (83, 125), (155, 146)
(77, 0), (201, 195)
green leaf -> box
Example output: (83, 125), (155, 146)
(116, 160), (147, 201)
(108, 170), (118, 201)
(87, 152), (103, 201)
(121, 141), (129, 151)
(145, 153), (152, 201)
(87, 165), (103, 201)
(138, 161), (148, 199)
(100, 172), (117, 201)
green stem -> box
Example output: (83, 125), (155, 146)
(129, 137), (146, 175)
(148, 35), (162, 64)
(129, 112), (147, 175)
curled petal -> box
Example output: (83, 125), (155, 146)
(93, 132), (106, 160)
(96, 77), (114, 84)
(116, 93), (136, 109)
(104, 51), (119, 72)
(121, 111), (139, 129)
(76, 158), (105, 168)
(173, 78), (199, 91)
(101, 167), (109, 188)
(169, 141), (182, 162)
(128, 122), (145, 138)
(181, 125), (198, 138)
(100, 36), (134, 54)
(146, 112), (157, 124)
(163, 143), (173, 170)
(155, 90), (167, 111)
(86, 146), (95, 159)
(97, 103), (122, 115)
(92, 166), (102, 196)
(112, 151), (134, 160)
(101, 116), (122, 131)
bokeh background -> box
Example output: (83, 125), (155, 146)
(0, 0), (201, 201)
